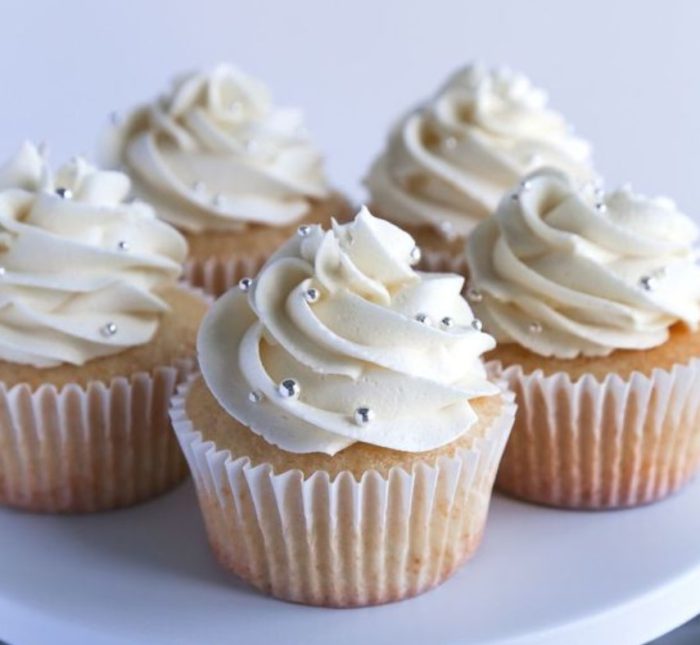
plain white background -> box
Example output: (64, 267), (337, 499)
(1, 0), (699, 216)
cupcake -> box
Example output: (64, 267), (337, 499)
(0, 143), (209, 513)
(466, 168), (700, 509)
(365, 63), (596, 264)
(102, 63), (352, 296)
(170, 206), (515, 606)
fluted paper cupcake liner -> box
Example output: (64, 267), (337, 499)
(171, 378), (515, 607)
(183, 254), (269, 298)
(492, 359), (700, 509)
(0, 357), (198, 514)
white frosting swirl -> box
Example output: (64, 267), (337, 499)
(198, 206), (499, 455)
(0, 143), (187, 368)
(466, 169), (700, 358)
(102, 64), (329, 233)
(366, 64), (595, 237)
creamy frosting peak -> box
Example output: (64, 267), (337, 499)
(102, 63), (330, 233)
(0, 142), (187, 368)
(366, 63), (596, 238)
(466, 169), (700, 358)
(198, 206), (499, 455)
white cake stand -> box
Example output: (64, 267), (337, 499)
(1, 477), (699, 645)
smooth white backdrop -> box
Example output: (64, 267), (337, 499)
(1, 0), (699, 215)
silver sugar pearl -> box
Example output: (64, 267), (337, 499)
(238, 277), (253, 292)
(101, 322), (118, 337)
(440, 316), (453, 329)
(595, 202), (608, 213)
(278, 378), (300, 399)
(248, 390), (263, 404)
(117, 240), (129, 252)
(297, 224), (312, 237)
(55, 187), (72, 199)
(409, 245), (422, 266)
(443, 136), (458, 150)
(511, 192), (520, 201)
(467, 286), (483, 303)
(415, 313), (431, 325)
(438, 220), (456, 240)
(354, 406), (374, 426)
(639, 275), (657, 291)
(0, 267), (5, 277)
(521, 180), (532, 192)
(304, 287), (320, 303)
(528, 321), (543, 334)
(471, 318), (483, 332)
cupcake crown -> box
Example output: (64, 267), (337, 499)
(0, 142), (187, 367)
(365, 62), (596, 238)
(197, 206), (499, 455)
(102, 63), (329, 233)
(466, 168), (700, 358)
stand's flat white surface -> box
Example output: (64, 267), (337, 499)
(1, 479), (699, 645)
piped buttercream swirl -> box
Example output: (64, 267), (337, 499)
(103, 64), (329, 233)
(198, 206), (499, 455)
(466, 169), (700, 358)
(0, 142), (187, 367)
(366, 63), (595, 238)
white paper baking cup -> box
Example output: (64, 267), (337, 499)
(0, 283), (212, 514)
(183, 254), (269, 298)
(170, 377), (515, 607)
(492, 359), (700, 509)
(0, 358), (197, 513)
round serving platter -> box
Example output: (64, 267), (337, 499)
(1, 477), (699, 645)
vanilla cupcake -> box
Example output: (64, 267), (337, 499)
(102, 64), (352, 296)
(366, 64), (595, 264)
(170, 206), (515, 606)
(466, 168), (700, 509)
(0, 143), (209, 513)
